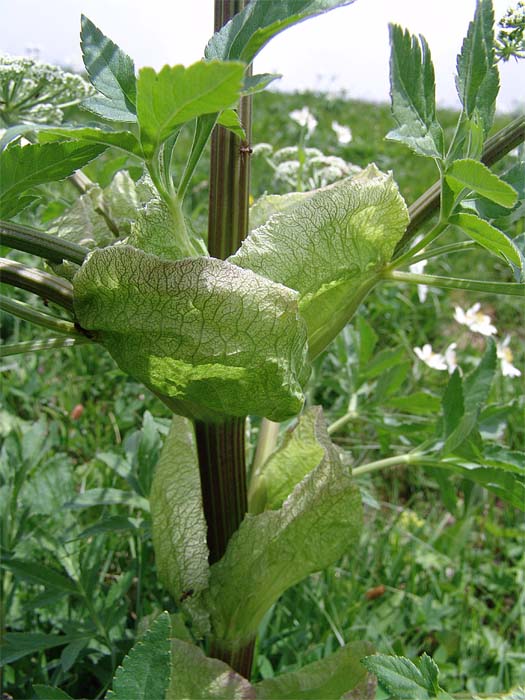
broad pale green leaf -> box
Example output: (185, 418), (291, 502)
(127, 192), (204, 260)
(361, 654), (430, 698)
(455, 0), (499, 135)
(80, 15), (137, 121)
(248, 191), (312, 232)
(446, 159), (518, 207)
(63, 487), (150, 511)
(137, 61), (246, 156)
(248, 406), (326, 514)
(33, 686), (74, 700)
(204, 410), (362, 645)
(230, 165), (409, 358)
(150, 416), (210, 618)
(449, 212), (522, 270)
(0, 142), (106, 218)
(387, 24), (444, 158)
(166, 638), (254, 699)
(255, 641), (374, 699)
(38, 126), (142, 156)
(107, 612), (171, 700)
(205, 0), (355, 63)
(73, 246), (309, 422)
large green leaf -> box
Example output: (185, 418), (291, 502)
(255, 641), (375, 699)
(455, 0), (499, 135)
(33, 686), (74, 700)
(248, 406), (326, 514)
(449, 213), (522, 270)
(150, 416), (210, 625)
(387, 24), (444, 158)
(38, 126), (142, 156)
(0, 142), (106, 218)
(136, 61), (246, 156)
(80, 15), (137, 122)
(204, 409), (362, 645)
(0, 558), (78, 594)
(107, 612), (171, 700)
(446, 159), (518, 208)
(73, 246), (309, 422)
(0, 631), (91, 665)
(230, 165), (409, 358)
(205, 0), (355, 63)
(166, 638), (253, 699)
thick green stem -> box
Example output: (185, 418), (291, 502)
(0, 220), (88, 265)
(0, 295), (81, 335)
(352, 451), (426, 477)
(0, 257), (75, 312)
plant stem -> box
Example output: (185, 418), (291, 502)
(394, 114), (525, 255)
(390, 220), (449, 269)
(0, 257), (75, 311)
(0, 295), (82, 335)
(194, 0), (254, 679)
(0, 337), (89, 357)
(0, 219), (88, 265)
(352, 451), (426, 477)
(385, 269), (525, 296)
(406, 240), (477, 266)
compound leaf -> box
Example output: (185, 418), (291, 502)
(446, 159), (518, 207)
(449, 213), (522, 270)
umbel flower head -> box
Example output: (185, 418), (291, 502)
(0, 54), (94, 127)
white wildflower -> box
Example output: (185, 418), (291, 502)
(289, 106), (317, 137)
(332, 120), (352, 144)
(454, 303), (497, 336)
(496, 336), (522, 378)
(414, 344), (448, 370)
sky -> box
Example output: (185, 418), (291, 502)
(0, 0), (524, 113)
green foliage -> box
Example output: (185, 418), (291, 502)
(80, 14), (137, 122)
(107, 612), (171, 700)
(362, 652), (450, 698)
(387, 25), (444, 157)
(0, 141), (107, 217)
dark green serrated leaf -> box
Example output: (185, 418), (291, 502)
(463, 339), (497, 413)
(136, 61), (245, 156)
(442, 370), (464, 439)
(256, 641), (374, 699)
(0, 141), (106, 218)
(450, 213), (522, 270)
(107, 612), (171, 700)
(387, 24), (444, 158)
(82, 95), (137, 123)
(205, 0), (355, 63)
(361, 654), (430, 698)
(455, 0), (499, 134)
(80, 15), (137, 120)
(446, 159), (518, 207)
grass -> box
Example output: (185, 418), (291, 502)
(1, 90), (524, 698)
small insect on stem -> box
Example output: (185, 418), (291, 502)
(179, 589), (194, 602)
(239, 144), (253, 155)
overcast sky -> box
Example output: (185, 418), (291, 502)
(1, 0), (523, 112)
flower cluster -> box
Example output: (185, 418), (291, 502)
(0, 54), (94, 127)
(414, 302), (521, 378)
